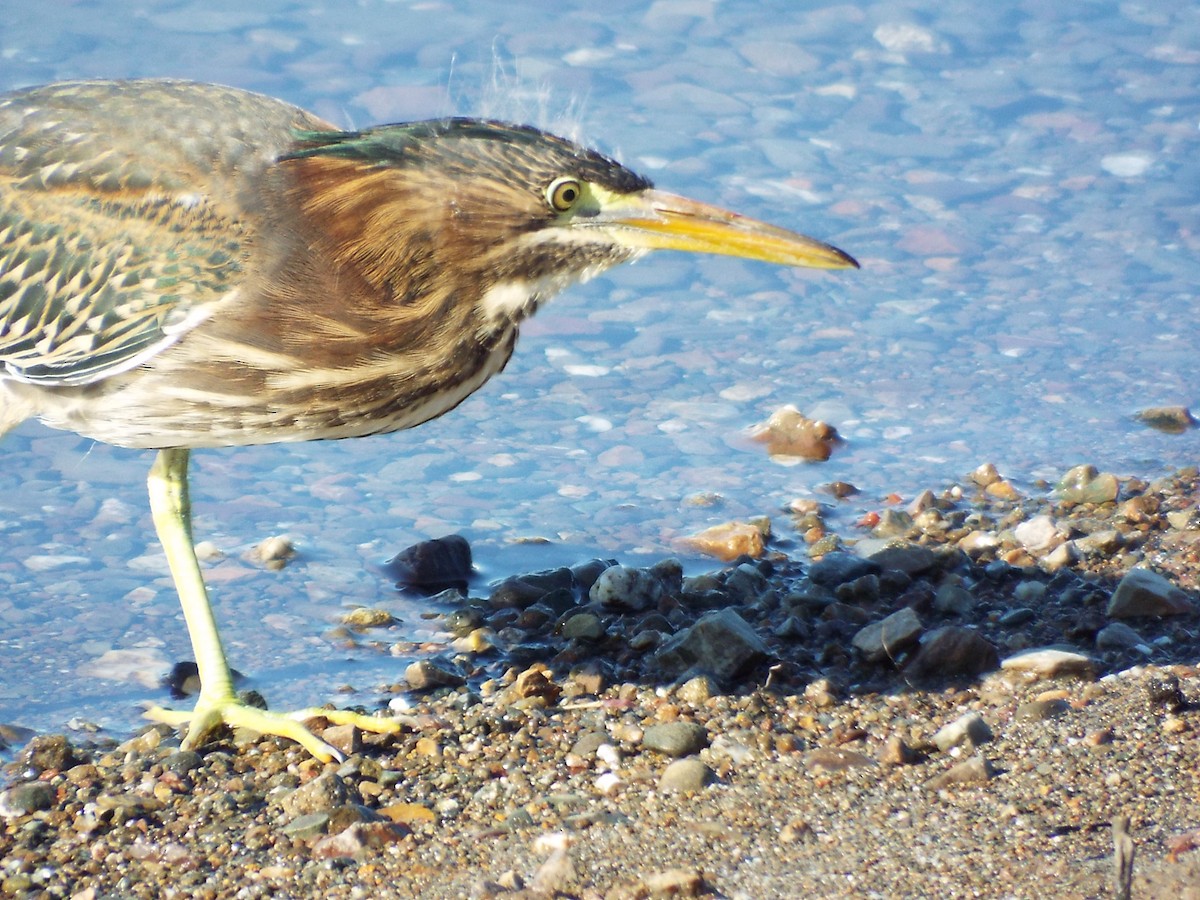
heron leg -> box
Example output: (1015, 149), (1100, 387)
(142, 447), (398, 762)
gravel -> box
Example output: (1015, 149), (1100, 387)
(2, 463), (1200, 898)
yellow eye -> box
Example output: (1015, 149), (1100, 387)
(547, 177), (582, 212)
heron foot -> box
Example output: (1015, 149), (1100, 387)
(146, 697), (401, 763)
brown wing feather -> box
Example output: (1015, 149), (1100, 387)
(0, 79), (331, 386)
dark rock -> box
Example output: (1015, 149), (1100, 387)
(655, 608), (768, 682)
(1107, 568), (1195, 617)
(851, 607), (923, 663)
(489, 578), (550, 610)
(933, 578), (974, 616)
(906, 626), (999, 679)
(809, 552), (881, 587)
(869, 543), (941, 577)
(517, 567), (575, 595)
(21, 734), (77, 773)
(0, 782), (55, 818)
(836, 573), (880, 604)
(570, 558), (616, 594)
(1096, 622), (1145, 650)
(385, 534), (472, 591)
(1147, 673), (1185, 713)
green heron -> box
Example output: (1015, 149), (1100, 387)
(0, 79), (857, 761)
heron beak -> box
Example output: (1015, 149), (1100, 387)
(602, 189), (859, 270)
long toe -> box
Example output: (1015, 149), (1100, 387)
(145, 697), (400, 763)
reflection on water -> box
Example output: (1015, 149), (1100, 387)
(1, 0), (1196, 737)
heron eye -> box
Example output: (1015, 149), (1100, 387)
(547, 177), (582, 212)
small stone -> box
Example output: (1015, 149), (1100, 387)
(878, 735), (918, 766)
(588, 565), (664, 612)
(804, 748), (877, 773)
(680, 520), (767, 561)
(725, 563), (769, 601)
(279, 772), (357, 818)
(1075, 530), (1123, 556)
(641, 869), (705, 898)
(378, 802), (437, 825)
(341, 607), (395, 629)
(510, 665), (561, 704)
(279, 812), (330, 840)
(926, 755), (995, 790)
(404, 659), (466, 691)
(867, 543), (940, 576)
(561, 613), (605, 642)
(1165, 511), (1193, 530)
(530, 848), (576, 895)
(570, 732), (610, 760)
(1013, 581), (1046, 603)
(1014, 515), (1067, 554)
(162, 750), (204, 778)
(749, 404), (842, 461)
(1146, 673), (1185, 713)
(985, 480), (1021, 501)
(1107, 568), (1195, 618)
(932, 712), (993, 752)
(1016, 698), (1070, 722)
(1042, 542), (1076, 572)
(643, 722), (709, 758)
(1136, 406), (1196, 434)
(1057, 465), (1119, 505)
(837, 573), (880, 604)
(384, 534), (472, 589)
(999, 607), (1036, 626)
(654, 608), (768, 682)
(676, 675), (717, 705)
(310, 821), (409, 858)
(958, 530), (1000, 555)
(803, 678), (840, 707)
(907, 627), (999, 679)
(1096, 622), (1146, 651)
(1001, 648), (1097, 680)
(659, 757), (715, 792)
(22, 734), (77, 773)
(970, 462), (1002, 487)
(255, 535), (295, 568)
(321, 724), (361, 759)
(872, 509), (914, 538)
(934, 579), (974, 616)
(851, 607), (923, 663)
(809, 552), (881, 587)
(0, 782), (55, 818)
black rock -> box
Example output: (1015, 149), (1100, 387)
(384, 534), (472, 592)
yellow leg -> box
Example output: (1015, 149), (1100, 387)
(142, 447), (399, 762)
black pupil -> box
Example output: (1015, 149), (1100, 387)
(559, 185), (577, 204)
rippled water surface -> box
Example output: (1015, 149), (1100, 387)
(1, 1), (1197, 736)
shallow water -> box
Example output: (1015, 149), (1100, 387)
(1, 0), (1196, 737)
